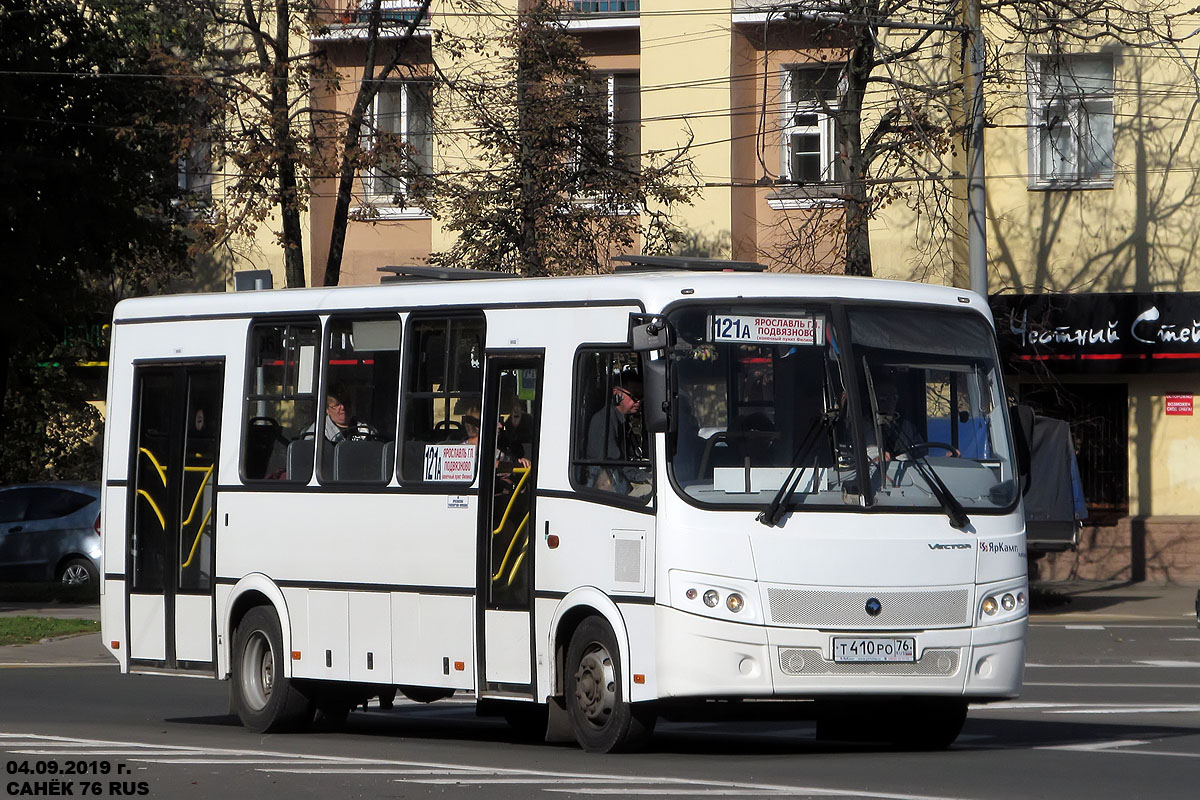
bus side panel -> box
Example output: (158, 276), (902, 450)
(392, 592), (475, 690)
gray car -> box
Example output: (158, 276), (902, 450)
(0, 482), (101, 585)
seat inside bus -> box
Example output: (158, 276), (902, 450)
(333, 439), (394, 482)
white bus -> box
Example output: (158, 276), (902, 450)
(99, 258), (1030, 753)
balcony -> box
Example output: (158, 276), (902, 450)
(330, 1), (430, 26)
(319, 1), (431, 41)
(564, 0), (639, 31)
(571, 1), (640, 11)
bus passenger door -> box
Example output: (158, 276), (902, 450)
(127, 363), (223, 672)
(477, 354), (543, 698)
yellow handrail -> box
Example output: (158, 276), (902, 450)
(180, 506), (213, 569)
(180, 464), (214, 527)
(491, 466), (530, 537)
(138, 448), (168, 487)
(491, 513), (530, 583)
(507, 542), (528, 587)
(136, 489), (165, 530)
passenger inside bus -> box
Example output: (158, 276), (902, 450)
(464, 410), (530, 471)
(313, 388), (380, 443)
(502, 399), (533, 460)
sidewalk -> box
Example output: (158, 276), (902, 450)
(0, 602), (111, 667)
(1030, 580), (1200, 623)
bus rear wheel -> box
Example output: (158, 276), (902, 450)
(565, 617), (655, 753)
(232, 606), (312, 733)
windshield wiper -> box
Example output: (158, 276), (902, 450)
(757, 410), (839, 528)
(892, 435), (971, 531)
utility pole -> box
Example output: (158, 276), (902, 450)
(964, 0), (987, 296)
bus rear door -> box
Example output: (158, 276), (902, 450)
(126, 363), (223, 672)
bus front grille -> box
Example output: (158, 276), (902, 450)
(766, 587), (971, 629)
(777, 647), (961, 677)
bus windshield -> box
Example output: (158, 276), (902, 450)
(667, 303), (1018, 516)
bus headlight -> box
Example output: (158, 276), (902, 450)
(977, 580), (1028, 626)
(669, 570), (759, 623)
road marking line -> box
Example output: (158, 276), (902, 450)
(1, 732), (977, 800)
(1045, 706), (1200, 714)
(1037, 739), (1147, 751)
(263, 768), (484, 775)
(411, 778), (635, 785)
(1024, 681), (1200, 688)
(976, 701), (1200, 713)
(1063, 625), (1105, 630)
(1026, 663), (1200, 668)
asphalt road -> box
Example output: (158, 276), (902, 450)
(1, 612), (1197, 800)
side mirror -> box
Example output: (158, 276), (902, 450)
(642, 357), (674, 434)
(630, 315), (669, 352)
(1009, 403), (1034, 496)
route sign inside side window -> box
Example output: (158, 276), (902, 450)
(708, 313), (825, 345)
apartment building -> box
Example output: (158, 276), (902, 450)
(303, 0), (887, 285)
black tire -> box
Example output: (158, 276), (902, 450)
(231, 606), (313, 733)
(59, 557), (98, 586)
(565, 617), (655, 753)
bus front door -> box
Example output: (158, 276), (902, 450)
(477, 355), (543, 698)
(127, 363), (223, 672)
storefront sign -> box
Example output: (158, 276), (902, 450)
(991, 293), (1200, 374)
(1165, 394), (1194, 415)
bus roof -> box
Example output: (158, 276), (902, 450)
(112, 271), (991, 324)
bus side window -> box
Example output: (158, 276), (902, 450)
(242, 321), (320, 482)
(571, 350), (652, 501)
(399, 315), (484, 483)
(319, 316), (401, 484)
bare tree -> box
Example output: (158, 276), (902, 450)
(416, 0), (700, 276)
(758, 0), (1199, 278)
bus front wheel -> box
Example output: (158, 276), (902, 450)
(565, 617), (655, 753)
(232, 606), (313, 733)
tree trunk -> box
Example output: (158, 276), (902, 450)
(273, 0), (306, 288)
(515, 34), (545, 278)
(323, 0), (433, 286)
(840, 16), (876, 278)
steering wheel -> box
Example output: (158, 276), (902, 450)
(434, 420), (466, 434)
(895, 441), (958, 458)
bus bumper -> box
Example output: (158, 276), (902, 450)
(654, 605), (1025, 700)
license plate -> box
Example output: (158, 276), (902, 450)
(832, 637), (916, 663)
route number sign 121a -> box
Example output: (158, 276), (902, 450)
(709, 314), (824, 346)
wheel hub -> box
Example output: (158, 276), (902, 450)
(573, 643), (616, 727)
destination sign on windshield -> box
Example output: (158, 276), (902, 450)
(708, 314), (824, 345)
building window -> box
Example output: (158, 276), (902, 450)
(576, 72), (641, 181)
(782, 66), (841, 183)
(363, 81), (432, 204)
(1029, 54), (1114, 187)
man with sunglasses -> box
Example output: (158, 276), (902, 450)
(585, 368), (651, 497)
